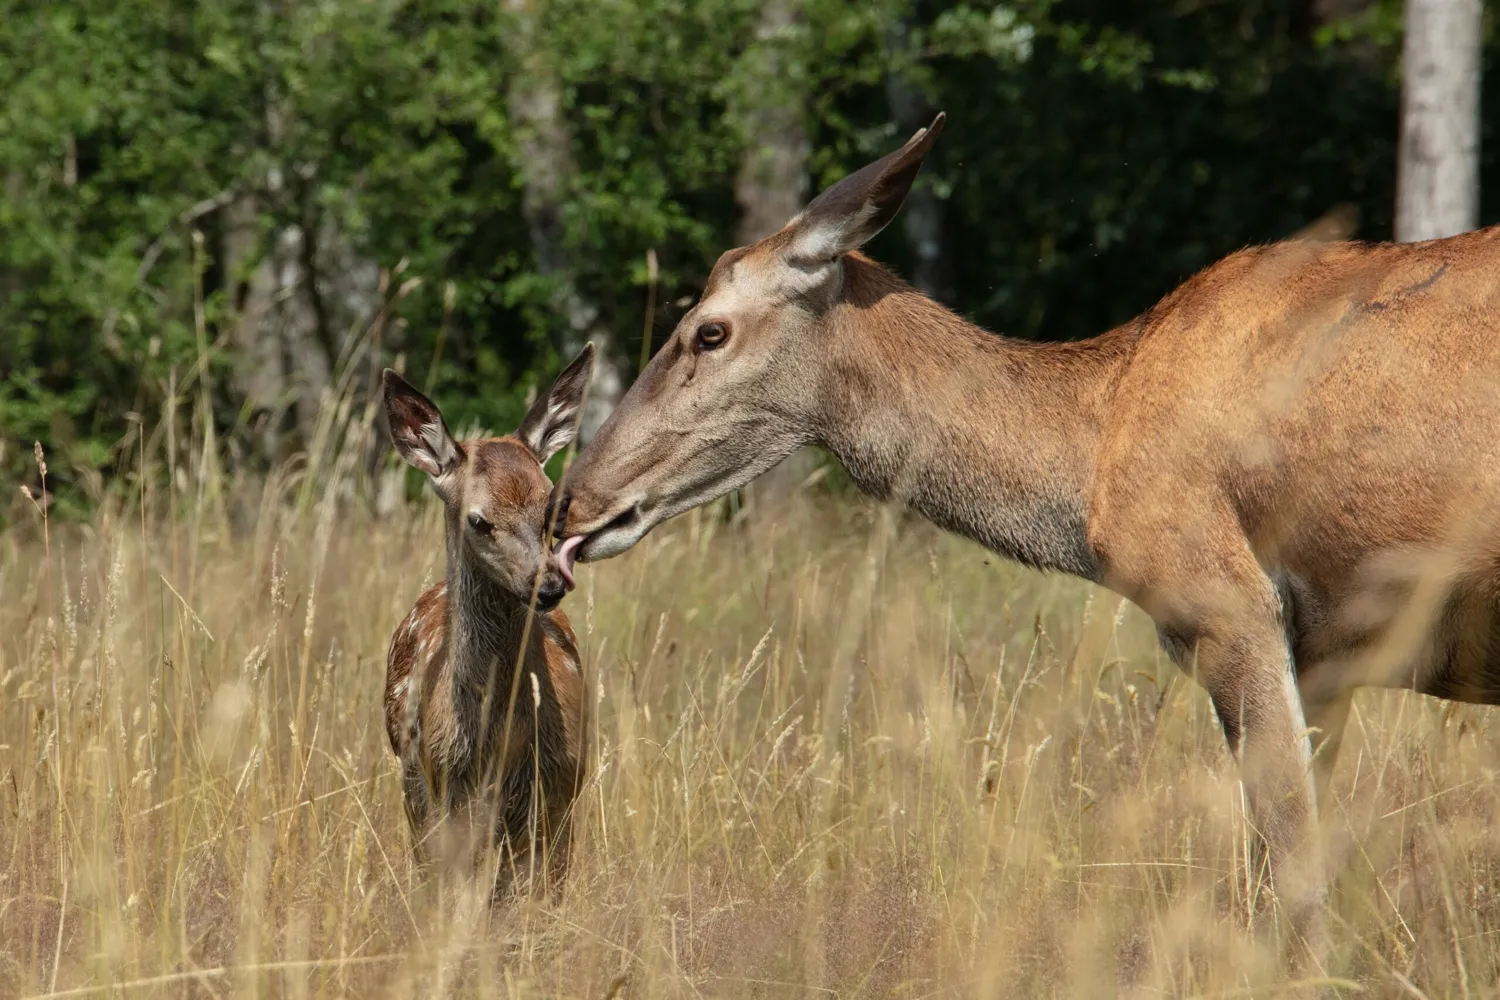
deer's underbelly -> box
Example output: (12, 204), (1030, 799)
(1280, 561), (1500, 706)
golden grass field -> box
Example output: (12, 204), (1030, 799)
(7, 441), (1500, 998)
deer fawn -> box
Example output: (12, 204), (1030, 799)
(383, 345), (592, 897)
(553, 113), (1500, 958)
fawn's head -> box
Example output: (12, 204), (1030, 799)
(551, 114), (945, 575)
(383, 344), (594, 611)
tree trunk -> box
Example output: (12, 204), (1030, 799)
(1395, 0), (1481, 242)
(227, 196), (332, 467)
(224, 193), (292, 469)
(503, 0), (624, 441)
(227, 88), (338, 472)
(885, 16), (954, 305)
(733, 0), (808, 247)
(228, 70), (384, 512)
(733, 0), (817, 504)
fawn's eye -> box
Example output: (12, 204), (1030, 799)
(697, 321), (728, 350)
(467, 512), (494, 536)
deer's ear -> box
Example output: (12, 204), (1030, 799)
(518, 343), (594, 463)
(383, 369), (462, 481)
(784, 113), (945, 266)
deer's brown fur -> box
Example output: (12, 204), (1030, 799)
(553, 114), (1500, 956)
(383, 349), (593, 896)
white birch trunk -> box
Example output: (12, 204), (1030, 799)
(1395, 0), (1482, 242)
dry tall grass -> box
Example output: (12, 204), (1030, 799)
(7, 428), (1500, 997)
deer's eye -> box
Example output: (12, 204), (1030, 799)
(467, 512), (494, 536)
(697, 321), (728, 350)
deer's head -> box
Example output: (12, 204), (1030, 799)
(551, 114), (945, 580)
(384, 344), (593, 610)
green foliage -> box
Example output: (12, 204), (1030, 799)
(1, 0), (1494, 518)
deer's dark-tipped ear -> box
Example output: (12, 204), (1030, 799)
(785, 112), (945, 265)
(382, 369), (462, 481)
(518, 343), (594, 463)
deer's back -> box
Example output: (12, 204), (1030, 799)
(1096, 226), (1500, 571)
(1089, 226), (1500, 697)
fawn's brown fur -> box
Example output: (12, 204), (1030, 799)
(384, 346), (592, 896)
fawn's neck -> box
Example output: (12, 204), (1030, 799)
(814, 256), (1137, 580)
(441, 527), (538, 744)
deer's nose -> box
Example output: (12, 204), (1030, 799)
(546, 491), (571, 540)
(534, 577), (566, 611)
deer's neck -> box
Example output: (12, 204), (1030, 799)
(442, 529), (536, 725)
(814, 256), (1135, 580)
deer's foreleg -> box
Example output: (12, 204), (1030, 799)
(1160, 578), (1328, 966)
(1104, 498), (1329, 966)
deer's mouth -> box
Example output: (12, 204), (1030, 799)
(553, 505), (643, 589)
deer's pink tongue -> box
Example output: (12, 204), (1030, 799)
(554, 535), (584, 590)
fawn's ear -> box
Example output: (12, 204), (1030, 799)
(518, 343), (595, 463)
(784, 112), (945, 266)
(382, 369), (462, 482)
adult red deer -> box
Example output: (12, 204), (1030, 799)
(550, 113), (1500, 950)
(383, 347), (592, 898)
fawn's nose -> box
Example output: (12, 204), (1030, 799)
(534, 577), (567, 611)
(546, 491), (571, 540)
